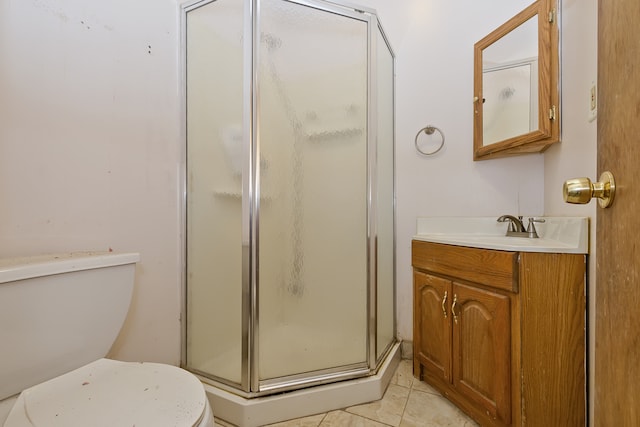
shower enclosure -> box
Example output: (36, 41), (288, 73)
(182, 0), (395, 396)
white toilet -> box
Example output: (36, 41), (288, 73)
(0, 252), (214, 427)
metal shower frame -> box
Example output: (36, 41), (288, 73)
(179, 0), (396, 397)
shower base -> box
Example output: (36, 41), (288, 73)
(203, 342), (401, 427)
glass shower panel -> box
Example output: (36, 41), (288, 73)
(185, 0), (244, 385)
(257, 0), (369, 380)
(375, 25), (395, 360)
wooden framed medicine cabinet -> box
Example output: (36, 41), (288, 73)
(473, 0), (560, 160)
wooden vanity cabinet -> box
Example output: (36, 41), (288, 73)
(415, 272), (512, 424)
(412, 240), (585, 427)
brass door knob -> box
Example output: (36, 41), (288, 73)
(563, 171), (616, 208)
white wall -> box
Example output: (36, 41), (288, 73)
(0, 0), (183, 364)
(545, 0), (597, 235)
(0, 0), (597, 382)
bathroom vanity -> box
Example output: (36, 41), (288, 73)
(412, 217), (587, 427)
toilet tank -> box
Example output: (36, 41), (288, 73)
(0, 252), (140, 400)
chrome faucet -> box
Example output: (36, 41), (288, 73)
(497, 215), (545, 238)
(497, 215), (526, 232)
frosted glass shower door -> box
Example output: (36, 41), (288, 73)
(375, 24), (395, 361)
(185, 0), (245, 386)
(257, 0), (369, 382)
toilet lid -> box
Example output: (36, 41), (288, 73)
(13, 359), (208, 427)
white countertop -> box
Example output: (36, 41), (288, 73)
(413, 217), (589, 254)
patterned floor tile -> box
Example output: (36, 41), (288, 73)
(346, 383), (410, 426)
(319, 410), (391, 426)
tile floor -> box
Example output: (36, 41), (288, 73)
(214, 359), (478, 427)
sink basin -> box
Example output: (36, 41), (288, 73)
(414, 217), (589, 254)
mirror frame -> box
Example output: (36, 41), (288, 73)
(473, 0), (559, 160)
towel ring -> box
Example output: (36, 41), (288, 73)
(415, 125), (445, 156)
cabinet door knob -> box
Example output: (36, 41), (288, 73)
(451, 294), (459, 324)
(441, 291), (448, 318)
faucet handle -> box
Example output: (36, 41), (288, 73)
(526, 217), (545, 237)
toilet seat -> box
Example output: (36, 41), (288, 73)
(4, 359), (213, 427)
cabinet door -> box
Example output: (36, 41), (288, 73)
(414, 271), (451, 382)
(452, 282), (511, 425)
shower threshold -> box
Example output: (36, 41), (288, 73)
(203, 342), (401, 427)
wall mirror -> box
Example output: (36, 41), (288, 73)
(473, 0), (559, 160)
